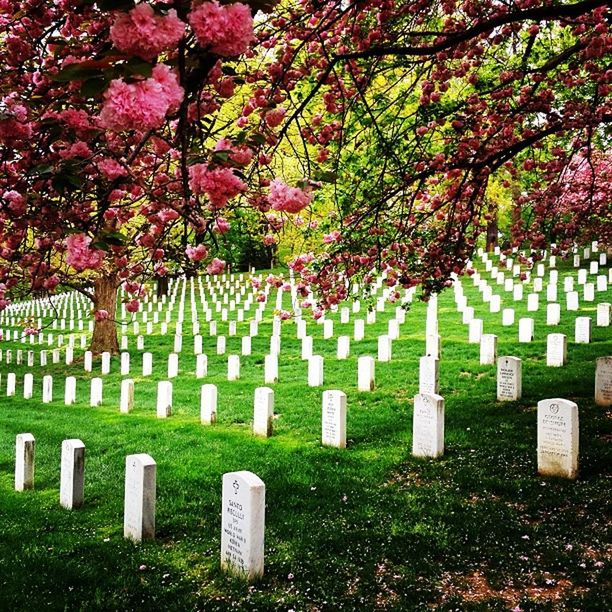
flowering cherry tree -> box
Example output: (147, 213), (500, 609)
(251, 0), (611, 304)
(0, 0), (610, 351)
(0, 0), (288, 352)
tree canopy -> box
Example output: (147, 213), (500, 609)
(0, 0), (610, 346)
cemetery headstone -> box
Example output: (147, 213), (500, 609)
(253, 387), (274, 437)
(595, 357), (612, 407)
(123, 454), (156, 542)
(546, 334), (567, 367)
(321, 390), (347, 449)
(537, 398), (578, 480)
(120, 379), (134, 414)
(201, 384), (217, 425)
(60, 439), (85, 509)
(357, 356), (375, 391)
(15, 433), (35, 491)
(496, 357), (522, 401)
(220, 470), (265, 581)
(412, 393), (444, 458)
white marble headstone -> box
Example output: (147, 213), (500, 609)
(90, 377), (103, 407)
(412, 393), (444, 458)
(357, 356), (375, 391)
(419, 356), (439, 395)
(156, 381), (172, 418)
(200, 384), (217, 424)
(546, 334), (567, 367)
(518, 318), (534, 343)
(120, 379), (134, 414)
(322, 390), (347, 449)
(196, 353), (208, 378)
(227, 355), (240, 381)
(221, 471), (265, 581)
(595, 357), (612, 407)
(15, 433), (35, 491)
(537, 398), (578, 479)
(253, 387), (274, 437)
(123, 453), (156, 542)
(60, 439), (85, 509)
(574, 317), (591, 344)
(496, 357), (522, 401)
(142, 352), (153, 376)
(479, 334), (497, 365)
(597, 303), (611, 327)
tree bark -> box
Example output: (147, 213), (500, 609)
(156, 275), (169, 298)
(89, 274), (119, 355)
(486, 215), (498, 252)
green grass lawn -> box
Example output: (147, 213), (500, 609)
(0, 255), (610, 611)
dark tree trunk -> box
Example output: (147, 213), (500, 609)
(89, 274), (119, 355)
(156, 275), (169, 298)
(486, 215), (498, 252)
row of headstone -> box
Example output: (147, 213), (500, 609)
(3, 329), (611, 414)
(14, 435), (265, 581)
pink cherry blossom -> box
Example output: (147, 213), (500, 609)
(59, 141), (92, 159)
(110, 3), (185, 61)
(214, 138), (253, 166)
(188, 164), (246, 208)
(185, 244), (208, 261)
(65, 234), (105, 271)
(123, 282), (146, 298)
(94, 309), (109, 321)
(3, 190), (26, 215)
(263, 234), (277, 245)
(97, 158), (127, 180)
(188, 1), (253, 57)
(265, 107), (285, 128)
(99, 64), (183, 132)
(323, 230), (341, 243)
(268, 179), (312, 214)
(158, 208), (180, 223)
(151, 63), (184, 114)
(207, 257), (225, 275)
(125, 299), (140, 313)
(289, 252), (314, 272)
(213, 217), (231, 234)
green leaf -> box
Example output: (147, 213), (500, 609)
(124, 58), (153, 78)
(314, 170), (338, 183)
(81, 77), (108, 98)
(249, 133), (267, 146)
(212, 151), (230, 162)
(90, 240), (111, 252)
(99, 230), (126, 246)
(65, 174), (84, 188)
(50, 170), (83, 193)
(52, 63), (105, 83)
(32, 164), (54, 176)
